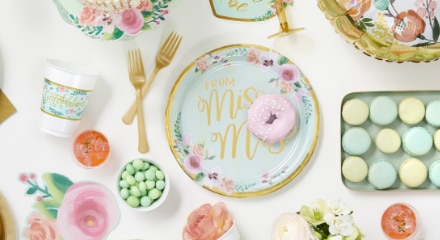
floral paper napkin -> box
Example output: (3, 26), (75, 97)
(0, 89), (16, 123)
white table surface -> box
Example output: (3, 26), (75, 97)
(1, 0), (440, 239)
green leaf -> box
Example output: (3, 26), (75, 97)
(278, 55), (289, 65)
(43, 173), (73, 206)
(101, 27), (124, 40)
(26, 187), (37, 195)
(194, 173), (205, 182)
(33, 198), (60, 219)
(433, 17), (440, 43)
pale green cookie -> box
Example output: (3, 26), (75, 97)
(369, 96), (398, 126)
(368, 159), (397, 189)
(402, 127), (432, 156)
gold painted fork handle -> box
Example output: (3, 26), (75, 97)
(122, 66), (159, 125)
(135, 89), (149, 153)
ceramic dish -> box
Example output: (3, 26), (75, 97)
(0, 192), (15, 240)
(52, 0), (177, 40)
(209, 0), (292, 22)
(341, 91), (440, 191)
(318, 0), (440, 62)
(166, 44), (319, 197)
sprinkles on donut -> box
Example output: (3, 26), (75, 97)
(246, 94), (297, 144)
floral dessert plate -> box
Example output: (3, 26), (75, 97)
(318, 0), (440, 62)
(19, 172), (120, 239)
(209, 0), (293, 22)
(166, 44), (319, 197)
(52, 0), (176, 40)
(0, 191), (15, 240)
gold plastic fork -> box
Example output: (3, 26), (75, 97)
(128, 49), (149, 153)
(122, 32), (183, 125)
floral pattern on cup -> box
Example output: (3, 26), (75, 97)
(19, 172), (120, 240)
(182, 202), (235, 240)
(339, 0), (440, 45)
(67, 0), (173, 40)
(272, 198), (365, 240)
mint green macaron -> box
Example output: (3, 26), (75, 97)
(342, 127), (371, 155)
(369, 96), (398, 126)
(402, 127), (433, 156)
(429, 160), (440, 187)
(368, 159), (397, 189)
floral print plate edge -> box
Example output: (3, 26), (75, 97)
(209, 0), (293, 22)
(318, 0), (440, 62)
(166, 44), (320, 198)
(52, 0), (176, 40)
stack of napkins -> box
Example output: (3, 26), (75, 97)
(0, 89), (16, 123)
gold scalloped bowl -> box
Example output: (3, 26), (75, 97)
(318, 0), (440, 62)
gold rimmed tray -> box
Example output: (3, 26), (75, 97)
(318, 0), (440, 62)
(0, 192), (15, 239)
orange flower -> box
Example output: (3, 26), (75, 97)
(339, 0), (372, 20)
(392, 10), (426, 42)
(183, 202), (234, 240)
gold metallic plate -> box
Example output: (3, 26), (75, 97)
(0, 192), (15, 240)
(317, 0), (440, 62)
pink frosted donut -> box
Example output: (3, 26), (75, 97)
(246, 94), (296, 144)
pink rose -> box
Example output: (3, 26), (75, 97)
(195, 58), (210, 71)
(116, 9), (144, 35)
(56, 182), (120, 240)
(184, 154), (204, 174)
(219, 177), (234, 195)
(247, 48), (260, 64)
(137, 0), (153, 11)
(183, 202), (234, 240)
(192, 144), (204, 156)
(24, 211), (61, 240)
(79, 7), (101, 26)
(279, 64), (300, 82)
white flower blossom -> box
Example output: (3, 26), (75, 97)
(324, 213), (354, 236)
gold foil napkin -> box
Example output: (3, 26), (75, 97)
(0, 89), (16, 123)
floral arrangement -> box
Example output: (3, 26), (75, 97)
(19, 172), (120, 240)
(182, 202), (236, 240)
(272, 198), (365, 240)
(71, 0), (172, 40)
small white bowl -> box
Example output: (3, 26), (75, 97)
(116, 158), (170, 212)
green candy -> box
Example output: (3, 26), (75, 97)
(145, 180), (155, 190)
(155, 170), (165, 180)
(140, 196), (153, 207)
(132, 159), (144, 170)
(148, 188), (161, 200)
(125, 164), (135, 175)
(119, 180), (129, 188)
(130, 186), (141, 197)
(121, 171), (130, 180)
(120, 188), (129, 199)
(145, 169), (156, 181)
(126, 196), (140, 207)
(135, 172), (145, 182)
(156, 180), (165, 190)
(125, 175), (136, 185)
(138, 181), (147, 191)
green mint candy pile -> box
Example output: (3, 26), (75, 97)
(118, 159), (166, 208)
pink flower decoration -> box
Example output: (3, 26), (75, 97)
(56, 182), (120, 240)
(79, 7), (101, 27)
(183, 202), (234, 240)
(24, 211), (61, 240)
(137, 0), (153, 11)
(279, 64), (300, 83)
(20, 173), (28, 182)
(184, 154), (204, 174)
(116, 9), (144, 35)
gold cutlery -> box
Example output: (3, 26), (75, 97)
(268, 0), (304, 39)
(128, 49), (149, 153)
(122, 32), (183, 125)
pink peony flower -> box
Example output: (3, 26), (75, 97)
(56, 182), (120, 240)
(279, 64), (300, 83)
(137, 0), (153, 11)
(116, 9), (144, 35)
(24, 211), (61, 240)
(195, 58), (210, 71)
(183, 202), (234, 240)
(184, 154), (204, 174)
(79, 7), (101, 26)
(247, 48), (260, 64)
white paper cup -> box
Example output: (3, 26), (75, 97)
(39, 59), (98, 137)
(218, 221), (240, 240)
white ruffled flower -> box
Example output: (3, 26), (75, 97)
(271, 213), (315, 240)
(324, 213), (354, 236)
(327, 198), (352, 216)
